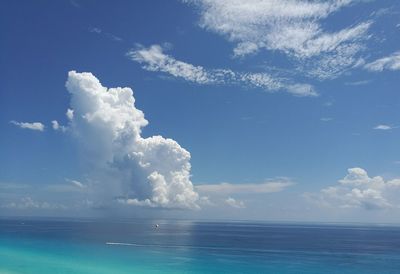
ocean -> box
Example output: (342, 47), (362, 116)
(1, 218), (400, 273)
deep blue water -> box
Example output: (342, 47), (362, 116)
(1, 218), (400, 273)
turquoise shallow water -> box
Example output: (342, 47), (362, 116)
(1, 219), (400, 273)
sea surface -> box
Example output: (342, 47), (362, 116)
(1, 218), (400, 273)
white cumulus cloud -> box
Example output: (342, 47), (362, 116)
(66, 108), (74, 120)
(305, 167), (400, 210)
(65, 71), (200, 209)
(225, 197), (246, 208)
(52, 120), (67, 132)
(10, 121), (45, 131)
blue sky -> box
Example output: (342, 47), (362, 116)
(1, 0), (400, 222)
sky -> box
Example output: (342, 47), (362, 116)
(1, 0), (400, 222)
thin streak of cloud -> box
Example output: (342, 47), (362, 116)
(373, 124), (393, 130)
(345, 80), (371, 86)
(196, 180), (294, 195)
(10, 120), (45, 131)
(320, 117), (333, 122)
(89, 27), (123, 42)
(128, 44), (317, 97)
(364, 51), (400, 71)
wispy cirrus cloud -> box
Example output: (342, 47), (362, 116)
(364, 51), (400, 71)
(129, 44), (213, 84)
(128, 44), (317, 97)
(88, 27), (123, 42)
(184, 0), (372, 80)
(10, 120), (45, 131)
(186, 0), (356, 57)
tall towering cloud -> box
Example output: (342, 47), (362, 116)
(65, 71), (199, 209)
